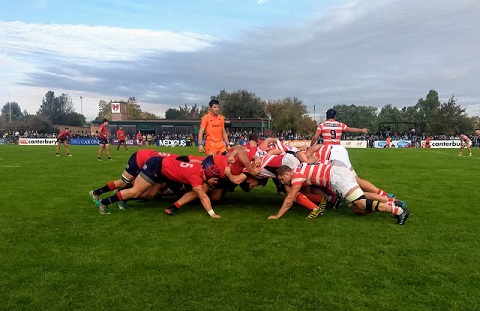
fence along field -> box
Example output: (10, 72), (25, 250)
(0, 145), (479, 310)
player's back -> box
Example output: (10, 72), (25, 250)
(317, 120), (347, 145)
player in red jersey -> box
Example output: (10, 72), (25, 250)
(97, 118), (112, 161)
(89, 149), (178, 209)
(136, 131), (143, 147)
(425, 135), (431, 148)
(96, 156), (221, 217)
(198, 99), (230, 155)
(116, 126), (128, 151)
(459, 134), (472, 156)
(55, 127), (73, 156)
(270, 164), (411, 225)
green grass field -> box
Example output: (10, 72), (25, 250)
(0, 145), (479, 310)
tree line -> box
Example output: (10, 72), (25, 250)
(1, 89), (478, 136)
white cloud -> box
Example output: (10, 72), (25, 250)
(1, 21), (215, 63)
(2, 0), (480, 123)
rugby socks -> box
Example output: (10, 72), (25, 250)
(377, 189), (387, 197)
(306, 193), (322, 204)
(295, 193), (317, 210)
(100, 191), (123, 206)
(94, 182), (117, 195)
(386, 200), (403, 215)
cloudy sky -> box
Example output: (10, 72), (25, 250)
(1, 0), (479, 121)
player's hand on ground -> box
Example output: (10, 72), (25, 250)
(210, 214), (222, 219)
(268, 215), (279, 220)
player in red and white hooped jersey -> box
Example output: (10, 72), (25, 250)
(269, 164), (411, 225)
(257, 137), (312, 164)
(309, 109), (396, 198)
(459, 134), (472, 156)
(310, 108), (369, 146)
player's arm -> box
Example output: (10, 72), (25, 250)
(222, 127), (230, 147)
(224, 167), (248, 184)
(310, 130), (321, 147)
(268, 184), (301, 219)
(197, 126), (206, 153)
(230, 147), (260, 176)
(345, 127), (369, 134)
(258, 137), (276, 151)
(192, 185), (221, 218)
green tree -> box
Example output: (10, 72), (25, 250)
(215, 89), (266, 118)
(415, 89), (440, 133)
(430, 95), (475, 135)
(97, 100), (111, 121)
(1, 102), (24, 122)
(266, 97), (312, 135)
(37, 91), (83, 125)
(165, 108), (183, 119)
(332, 105), (378, 130)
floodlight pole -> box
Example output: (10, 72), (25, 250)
(80, 96), (83, 115)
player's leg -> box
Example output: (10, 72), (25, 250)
(105, 143), (112, 159)
(63, 141), (71, 155)
(55, 142), (61, 156)
(96, 175), (153, 214)
(97, 144), (104, 160)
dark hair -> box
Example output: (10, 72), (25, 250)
(239, 180), (251, 192)
(248, 133), (259, 142)
(326, 108), (336, 119)
(102, 118), (109, 123)
(209, 99), (220, 107)
(65, 127), (69, 130)
(276, 165), (292, 177)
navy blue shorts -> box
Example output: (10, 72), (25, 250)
(124, 152), (141, 177)
(138, 157), (165, 184)
(98, 138), (109, 145)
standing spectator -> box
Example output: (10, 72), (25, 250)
(97, 118), (112, 161)
(136, 131), (143, 147)
(116, 126), (128, 151)
(198, 99), (230, 155)
(55, 127), (73, 156)
(459, 134), (472, 156)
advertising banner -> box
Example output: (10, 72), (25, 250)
(341, 140), (368, 148)
(18, 138), (57, 145)
(426, 140), (462, 148)
(156, 139), (187, 147)
(374, 140), (412, 148)
(373, 140), (461, 148)
(0, 138), (9, 145)
(282, 140), (367, 149)
(70, 138), (99, 145)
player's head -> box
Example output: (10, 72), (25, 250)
(204, 164), (220, 184)
(277, 165), (293, 185)
(102, 118), (109, 124)
(248, 133), (259, 143)
(65, 127), (70, 132)
(326, 108), (336, 120)
(208, 99), (220, 116)
(475, 129), (480, 135)
(119, 126), (122, 129)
